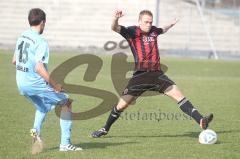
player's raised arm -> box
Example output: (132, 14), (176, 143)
(161, 18), (179, 34)
(111, 10), (124, 33)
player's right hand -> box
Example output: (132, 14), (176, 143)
(53, 83), (63, 93)
(114, 10), (124, 19)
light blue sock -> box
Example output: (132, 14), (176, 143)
(60, 109), (72, 145)
(33, 110), (47, 135)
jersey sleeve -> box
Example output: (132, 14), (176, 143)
(119, 26), (136, 39)
(152, 26), (164, 35)
(35, 40), (49, 64)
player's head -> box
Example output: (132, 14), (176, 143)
(138, 10), (153, 33)
(28, 8), (46, 34)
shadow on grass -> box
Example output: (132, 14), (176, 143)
(106, 129), (240, 139)
(78, 141), (138, 149)
(42, 129), (238, 153)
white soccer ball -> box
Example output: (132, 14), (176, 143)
(199, 129), (217, 144)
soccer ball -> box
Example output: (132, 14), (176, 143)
(199, 129), (217, 144)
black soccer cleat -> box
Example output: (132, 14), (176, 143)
(200, 113), (213, 130)
(91, 128), (108, 138)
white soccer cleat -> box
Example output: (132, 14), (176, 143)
(59, 144), (83, 151)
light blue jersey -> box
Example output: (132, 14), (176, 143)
(14, 8), (74, 147)
(14, 29), (71, 145)
(14, 29), (50, 95)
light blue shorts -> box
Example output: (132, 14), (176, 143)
(24, 90), (69, 113)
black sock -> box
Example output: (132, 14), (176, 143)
(178, 97), (203, 124)
(104, 106), (122, 131)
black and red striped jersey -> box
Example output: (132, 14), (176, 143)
(119, 25), (163, 71)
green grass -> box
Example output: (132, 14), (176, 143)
(1, 50), (240, 159)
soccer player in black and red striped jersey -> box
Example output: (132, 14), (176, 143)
(91, 10), (213, 138)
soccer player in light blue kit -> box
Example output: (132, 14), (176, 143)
(12, 8), (82, 153)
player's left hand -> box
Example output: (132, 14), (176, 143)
(114, 10), (124, 19)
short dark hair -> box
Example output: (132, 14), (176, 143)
(28, 8), (46, 26)
(139, 10), (153, 21)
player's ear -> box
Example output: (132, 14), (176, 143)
(40, 20), (45, 28)
(138, 18), (142, 24)
(40, 20), (45, 26)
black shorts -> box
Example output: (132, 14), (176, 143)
(122, 70), (175, 97)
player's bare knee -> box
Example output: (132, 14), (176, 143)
(117, 95), (135, 110)
(173, 88), (184, 100)
(116, 102), (129, 111)
(165, 85), (184, 102)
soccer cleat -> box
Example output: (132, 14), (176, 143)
(30, 129), (43, 154)
(91, 128), (108, 138)
(59, 144), (83, 151)
(30, 128), (37, 137)
(200, 113), (213, 130)
(30, 128), (42, 143)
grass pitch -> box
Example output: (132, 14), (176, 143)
(0, 50), (240, 159)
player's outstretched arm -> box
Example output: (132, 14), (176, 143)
(162, 18), (179, 33)
(111, 10), (124, 33)
(35, 62), (62, 93)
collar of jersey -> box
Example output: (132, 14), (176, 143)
(30, 28), (40, 35)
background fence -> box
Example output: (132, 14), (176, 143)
(0, 0), (239, 59)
